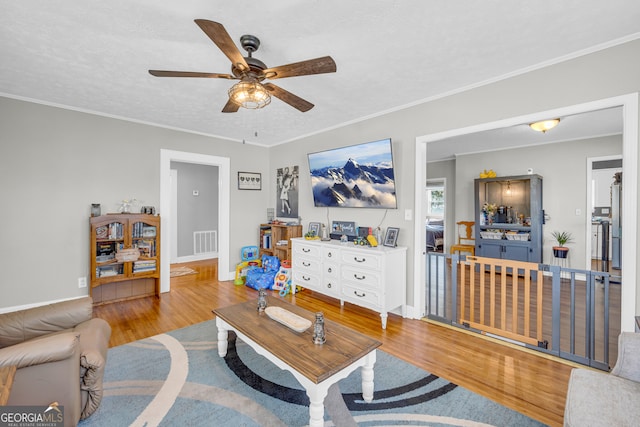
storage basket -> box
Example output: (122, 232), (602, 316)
(115, 248), (140, 262)
(505, 233), (530, 241)
(480, 231), (503, 240)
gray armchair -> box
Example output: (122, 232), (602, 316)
(564, 332), (640, 426)
(0, 297), (111, 426)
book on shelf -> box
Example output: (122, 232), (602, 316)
(133, 260), (156, 273)
(97, 242), (116, 256)
(134, 240), (155, 257)
(262, 234), (272, 249)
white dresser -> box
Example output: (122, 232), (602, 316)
(291, 238), (406, 329)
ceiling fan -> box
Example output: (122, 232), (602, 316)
(149, 20), (337, 113)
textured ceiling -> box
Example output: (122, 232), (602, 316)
(1, 1), (639, 148)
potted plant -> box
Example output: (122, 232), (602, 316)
(551, 231), (573, 258)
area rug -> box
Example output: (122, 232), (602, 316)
(169, 266), (197, 277)
(79, 320), (546, 427)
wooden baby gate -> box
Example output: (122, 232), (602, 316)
(459, 256), (544, 347)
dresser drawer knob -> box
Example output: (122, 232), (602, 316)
(354, 290), (366, 297)
(302, 275), (311, 281)
(303, 261), (311, 267)
(327, 283), (332, 288)
(327, 267), (332, 273)
(354, 256), (366, 263)
(303, 248), (311, 253)
(354, 274), (366, 280)
(327, 252), (332, 257)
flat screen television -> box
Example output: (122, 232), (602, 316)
(307, 138), (397, 208)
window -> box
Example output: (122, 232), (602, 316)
(426, 180), (445, 218)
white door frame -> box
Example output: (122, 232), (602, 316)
(413, 93), (638, 332)
(160, 149), (231, 292)
(170, 169), (178, 262)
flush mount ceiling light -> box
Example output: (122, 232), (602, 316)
(529, 118), (561, 133)
(228, 78), (271, 109)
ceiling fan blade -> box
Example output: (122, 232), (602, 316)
(149, 70), (235, 79)
(194, 19), (249, 72)
(222, 99), (240, 113)
(263, 56), (336, 80)
(263, 83), (314, 112)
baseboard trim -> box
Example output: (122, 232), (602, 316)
(0, 295), (87, 314)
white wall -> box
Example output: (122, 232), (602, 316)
(455, 135), (622, 268)
(2, 38), (640, 320)
(271, 38), (640, 317)
(0, 98), (270, 309)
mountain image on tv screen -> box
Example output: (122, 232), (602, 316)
(307, 138), (397, 208)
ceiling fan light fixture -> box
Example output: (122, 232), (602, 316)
(529, 118), (560, 133)
(228, 79), (271, 109)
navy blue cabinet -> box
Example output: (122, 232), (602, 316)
(474, 174), (543, 263)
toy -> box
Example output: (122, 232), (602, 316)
(273, 260), (292, 295)
(366, 227), (378, 247)
(479, 169), (497, 178)
(245, 255), (280, 291)
(353, 236), (370, 246)
(234, 245), (261, 285)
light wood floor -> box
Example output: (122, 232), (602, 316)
(93, 259), (576, 427)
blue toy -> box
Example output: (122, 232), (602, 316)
(245, 255), (280, 291)
(234, 246), (261, 285)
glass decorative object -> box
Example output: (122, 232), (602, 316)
(91, 204), (101, 217)
(312, 312), (326, 344)
(257, 289), (267, 312)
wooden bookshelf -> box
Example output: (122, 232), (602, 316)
(90, 214), (160, 305)
(259, 223), (302, 262)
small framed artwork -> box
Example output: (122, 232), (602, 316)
(308, 222), (321, 237)
(238, 172), (261, 190)
(383, 227), (400, 247)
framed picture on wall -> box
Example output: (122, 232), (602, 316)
(238, 172), (261, 190)
(276, 165), (299, 218)
(383, 227), (399, 247)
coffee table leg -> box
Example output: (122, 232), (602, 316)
(306, 385), (329, 427)
(361, 350), (376, 402)
(215, 317), (229, 357)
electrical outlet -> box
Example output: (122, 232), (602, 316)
(78, 277), (87, 288)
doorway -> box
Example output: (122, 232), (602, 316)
(160, 149), (231, 293)
(170, 162), (220, 264)
(413, 93), (638, 332)
(426, 179), (446, 252)
(587, 156), (623, 282)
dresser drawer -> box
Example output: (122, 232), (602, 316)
(293, 256), (321, 273)
(340, 249), (382, 270)
(292, 269), (320, 291)
(293, 241), (321, 258)
(320, 278), (339, 297)
(322, 246), (339, 262)
(342, 283), (380, 307)
(341, 266), (381, 289)
(323, 262), (339, 278)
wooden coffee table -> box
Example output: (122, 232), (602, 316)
(213, 296), (381, 427)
